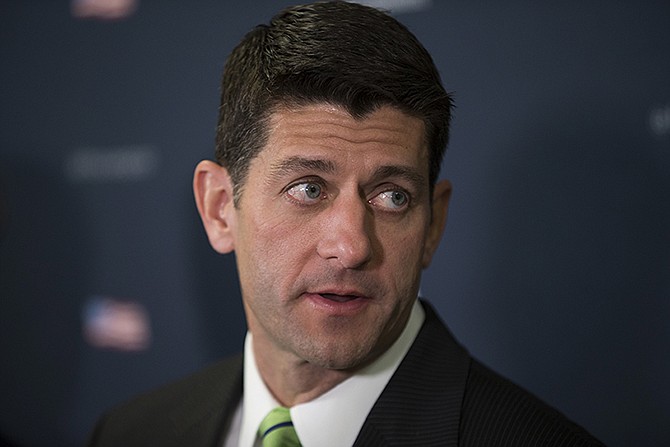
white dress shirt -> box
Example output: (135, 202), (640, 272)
(224, 299), (425, 447)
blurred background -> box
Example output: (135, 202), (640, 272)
(1, 0), (668, 445)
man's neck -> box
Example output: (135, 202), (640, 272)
(251, 335), (354, 407)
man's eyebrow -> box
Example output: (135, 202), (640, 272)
(371, 165), (427, 191)
(268, 156), (337, 179)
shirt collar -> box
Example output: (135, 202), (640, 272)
(238, 334), (280, 447)
(239, 299), (425, 447)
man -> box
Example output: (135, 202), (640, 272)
(89, 2), (602, 446)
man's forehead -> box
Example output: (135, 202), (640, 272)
(264, 103), (428, 153)
(270, 100), (420, 123)
(267, 154), (427, 186)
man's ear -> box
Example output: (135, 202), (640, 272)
(422, 179), (452, 268)
(193, 160), (237, 254)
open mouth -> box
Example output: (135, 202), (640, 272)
(319, 293), (360, 303)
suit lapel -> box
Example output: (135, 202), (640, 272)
(353, 301), (471, 446)
(167, 355), (244, 446)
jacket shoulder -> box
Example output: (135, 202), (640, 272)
(460, 359), (604, 446)
(88, 355), (243, 447)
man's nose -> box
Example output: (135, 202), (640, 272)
(316, 194), (373, 269)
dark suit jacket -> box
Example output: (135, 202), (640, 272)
(88, 302), (603, 446)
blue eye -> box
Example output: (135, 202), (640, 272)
(286, 182), (323, 203)
(371, 189), (409, 211)
(304, 183), (322, 199)
(389, 191), (407, 207)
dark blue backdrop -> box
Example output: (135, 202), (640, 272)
(1, 1), (668, 446)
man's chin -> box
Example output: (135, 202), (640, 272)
(295, 338), (386, 372)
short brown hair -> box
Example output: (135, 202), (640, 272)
(215, 1), (453, 205)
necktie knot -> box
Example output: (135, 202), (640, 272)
(259, 407), (301, 447)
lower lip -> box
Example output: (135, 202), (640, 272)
(303, 293), (370, 315)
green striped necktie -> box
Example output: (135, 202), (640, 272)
(258, 407), (302, 447)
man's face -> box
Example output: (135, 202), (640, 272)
(222, 103), (449, 370)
